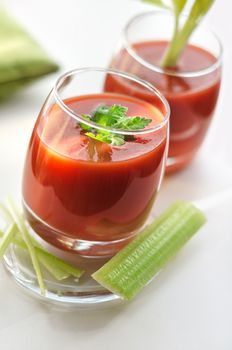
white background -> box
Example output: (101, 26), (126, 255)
(0, 0), (231, 349)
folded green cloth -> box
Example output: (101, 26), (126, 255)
(0, 9), (59, 99)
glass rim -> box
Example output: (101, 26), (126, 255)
(123, 10), (223, 78)
(53, 67), (170, 136)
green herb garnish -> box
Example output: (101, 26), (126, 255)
(0, 199), (84, 294)
(144, 0), (215, 68)
(85, 131), (125, 146)
(79, 104), (152, 146)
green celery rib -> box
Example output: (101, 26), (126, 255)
(36, 248), (84, 279)
(160, 14), (196, 67)
(22, 233), (84, 278)
(0, 223), (17, 258)
(0, 229), (27, 249)
(92, 201), (206, 300)
(0, 229), (71, 280)
(27, 234), (83, 277)
(6, 197), (46, 295)
(36, 249), (70, 281)
(0, 222), (84, 280)
(0, 203), (13, 224)
(20, 234), (84, 279)
(160, 0), (215, 67)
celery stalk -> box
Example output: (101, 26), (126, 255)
(0, 224), (17, 258)
(36, 248), (84, 279)
(0, 229), (71, 280)
(20, 234), (84, 279)
(92, 201), (206, 300)
(0, 217), (84, 280)
(0, 201), (85, 285)
(0, 203), (13, 224)
(6, 198), (45, 295)
(36, 250), (70, 281)
(143, 0), (168, 8)
(0, 229), (27, 249)
(144, 0), (215, 68)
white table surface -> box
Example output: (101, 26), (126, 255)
(0, 0), (231, 349)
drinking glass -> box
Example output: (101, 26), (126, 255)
(105, 11), (222, 173)
(22, 67), (170, 258)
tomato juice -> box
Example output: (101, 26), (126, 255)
(105, 41), (221, 172)
(22, 93), (168, 256)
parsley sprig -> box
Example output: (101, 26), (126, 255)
(78, 104), (152, 146)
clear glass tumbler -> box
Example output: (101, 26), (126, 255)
(22, 67), (170, 257)
(105, 11), (222, 173)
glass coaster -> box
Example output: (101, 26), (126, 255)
(3, 242), (122, 309)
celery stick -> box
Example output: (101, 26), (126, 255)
(1, 201), (84, 282)
(36, 248), (84, 279)
(0, 216), (84, 280)
(0, 203), (13, 224)
(143, 0), (168, 8)
(36, 250), (70, 281)
(6, 198), (45, 295)
(0, 224), (17, 258)
(0, 229), (27, 249)
(16, 231), (84, 278)
(92, 201), (206, 300)
(0, 230), (71, 280)
(22, 235), (84, 279)
(144, 0), (215, 68)
(12, 234), (25, 248)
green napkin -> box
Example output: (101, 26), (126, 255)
(0, 9), (59, 99)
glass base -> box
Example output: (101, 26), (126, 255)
(3, 243), (122, 309)
(23, 200), (140, 258)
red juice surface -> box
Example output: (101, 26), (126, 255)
(105, 41), (221, 172)
(22, 93), (167, 252)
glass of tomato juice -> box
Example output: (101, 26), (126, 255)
(22, 67), (170, 257)
(105, 11), (222, 173)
